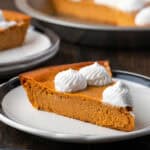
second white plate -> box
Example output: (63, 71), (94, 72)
(0, 27), (60, 78)
(0, 29), (51, 64)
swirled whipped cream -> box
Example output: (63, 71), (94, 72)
(79, 62), (112, 86)
(135, 7), (150, 25)
(0, 10), (16, 29)
(103, 81), (132, 108)
(116, 0), (145, 12)
(54, 69), (87, 92)
(94, 0), (145, 12)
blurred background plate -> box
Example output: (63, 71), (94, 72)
(0, 26), (60, 79)
(15, 0), (150, 48)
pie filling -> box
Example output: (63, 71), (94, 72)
(20, 61), (135, 131)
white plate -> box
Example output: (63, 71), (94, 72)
(0, 29), (51, 64)
(0, 71), (150, 143)
(0, 27), (60, 78)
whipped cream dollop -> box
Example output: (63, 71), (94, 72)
(135, 7), (150, 25)
(71, 0), (147, 12)
(71, 0), (150, 26)
(116, 0), (145, 12)
(103, 81), (132, 108)
(79, 62), (112, 86)
(54, 69), (87, 92)
(0, 10), (16, 29)
(94, 0), (146, 12)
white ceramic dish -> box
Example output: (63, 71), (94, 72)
(0, 29), (51, 64)
(0, 26), (60, 78)
(0, 70), (150, 143)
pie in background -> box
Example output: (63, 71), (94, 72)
(0, 10), (30, 50)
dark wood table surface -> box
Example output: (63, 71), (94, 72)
(0, 0), (150, 149)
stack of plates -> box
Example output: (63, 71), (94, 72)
(0, 26), (60, 79)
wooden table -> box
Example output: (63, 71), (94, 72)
(0, 0), (150, 149)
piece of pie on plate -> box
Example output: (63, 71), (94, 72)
(0, 10), (30, 51)
(50, 0), (150, 26)
(20, 61), (135, 131)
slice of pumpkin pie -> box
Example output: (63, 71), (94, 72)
(20, 61), (134, 131)
(0, 10), (30, 50)
(50, 0), (150, 26)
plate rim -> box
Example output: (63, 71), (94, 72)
(15, 0), (150, 31)
(0, 48), (59, 73)
(0, 70), (150, 143)
(0, 26), (60, 67)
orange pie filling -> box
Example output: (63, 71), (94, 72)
(20, 61), (135, 131)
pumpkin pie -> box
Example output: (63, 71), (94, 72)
(50, 0), (150, 26)
(0, 10), (30, 51)
(20, 61), (135, 131)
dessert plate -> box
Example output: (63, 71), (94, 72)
(15, 0), (150, 47)
(0, 70), (150, 143)
(0, 26), (60, 79)
(0, 28), (51, 64)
